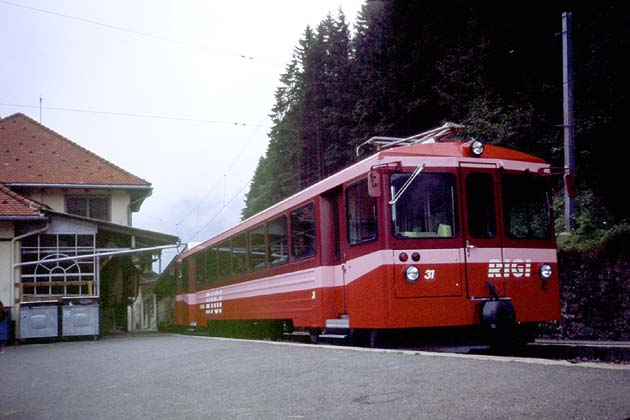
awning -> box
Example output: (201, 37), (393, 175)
(15, 211), (181, 300)
(44, 210), (179, 247)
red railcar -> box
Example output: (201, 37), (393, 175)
(175, 124), (561, 345)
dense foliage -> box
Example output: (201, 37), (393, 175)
(242, 1), (629, 237)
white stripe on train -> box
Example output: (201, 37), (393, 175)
(177, 248), (557, 305)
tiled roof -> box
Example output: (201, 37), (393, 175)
(0, 183), (46, 217)
(0, 113), (151, 187)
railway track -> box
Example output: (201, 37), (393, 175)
(179, 325), (630, 364)
(283, 331), (630, 364)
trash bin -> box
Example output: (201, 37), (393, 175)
(61, 297), (99, 339)
(0, 307), (11, 342)
(19, 300), (59, 340)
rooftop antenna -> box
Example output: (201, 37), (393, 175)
(39, 95), (43, 123)
(355, 122), (465, 156)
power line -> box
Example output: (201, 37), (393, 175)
(0, 0), (282, 67)
(0, 102), (268, 128)
(1, 100), (269, 240)
(189, 179), (251, 242)
(0, 99), (268, 243)
(175, 117), (266, 229)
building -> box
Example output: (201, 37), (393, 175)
(0, 113), (179, 340)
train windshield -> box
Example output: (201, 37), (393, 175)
(503, 174), (552, 239)
(390, 172), (458, 238)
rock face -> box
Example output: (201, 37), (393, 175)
(540, 228), (630, 340)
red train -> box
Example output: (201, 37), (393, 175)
(175, 123), (561, 347)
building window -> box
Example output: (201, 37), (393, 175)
(66, 196), (110, 221)
(20, 234), (96, 297)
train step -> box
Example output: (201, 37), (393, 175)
(319, 318), (350, 341)
(318, 333), (350, 340)
(325, 318), (349, 330)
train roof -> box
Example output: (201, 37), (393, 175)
(180, 139), (547, 259)
(380, 140), (545, 163)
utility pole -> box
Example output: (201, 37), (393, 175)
(562, 11), (575, 232)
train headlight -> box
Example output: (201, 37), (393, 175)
(539, 263), (553, 290)
(470, 139), (484, 156)
(539, 264), (553, 280)
(405, 266), (420, 283)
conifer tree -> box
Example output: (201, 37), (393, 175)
(242, 0), (629, 227)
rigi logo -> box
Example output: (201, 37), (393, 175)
(200, 289), (222, 315)
(488, 259), (531, 278)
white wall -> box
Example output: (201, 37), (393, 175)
(25, 188), (65, 212)
(127, 286), (157, 331)
(111, 190), (131, 226)
(20, 187), (131, 226)
(0, 222), (14, 309)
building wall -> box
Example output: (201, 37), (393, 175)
(26, 188), (65, 212)
(128, 286), (157, 331)
(20, 188), (131, 225)
(111, 190), (130, 226)
(0, 222), (14, 308)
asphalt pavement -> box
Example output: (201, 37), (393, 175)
(0, 333), (629, 420)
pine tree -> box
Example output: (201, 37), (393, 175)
(241, 51), (306, 219)
(242, 0), (630, 226)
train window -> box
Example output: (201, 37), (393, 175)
(195, 252), (207, 286)
(232, 234), (247, 275)
(503, 174), (551, 239)
(180, 260), (188, 291)
(391, 173), (458, 238)
(291, 202), (317, 260)
(268, 215), (289, 266)
(217, 240), (231, 277)
(180, 260), (190, 290)
(466, 173), (497, 238)
(347, 179), (377, 245)
(248, 225), (266, 271)
(206, 247), (218, 282)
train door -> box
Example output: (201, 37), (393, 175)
(459, 162), (504, 298)
(320, 187), (346, 316)
(341, 178), (385, 328)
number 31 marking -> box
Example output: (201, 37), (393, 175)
(424, 269), (436, 280)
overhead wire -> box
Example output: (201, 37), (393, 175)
(0, 0), (283, 67)
(0, 100), (269, 244)
(0, 1), (352, 245)
(174, 116), (267, 230)
(0, 102), (268, 128)
(189, 179), (251, 242)
(0, 100), (269, 242)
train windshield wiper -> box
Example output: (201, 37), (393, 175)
(389, 163), (425, 205)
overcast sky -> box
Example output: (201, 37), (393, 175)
(0, 0), (365, 260)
